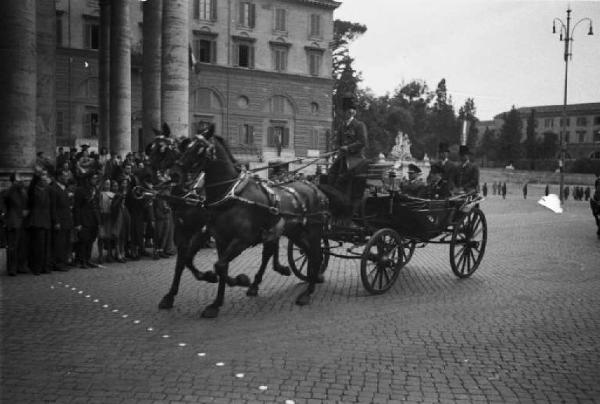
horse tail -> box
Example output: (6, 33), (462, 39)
(317, 184), (352, 218)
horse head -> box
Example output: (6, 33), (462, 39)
(176, 124), (217, 173)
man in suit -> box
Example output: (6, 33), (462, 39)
(328, 97), (369, 225)
(73, 173), (100, 268)
(49, 170), (73, 271)
(0, 173), (29, 276)
(454, 145), (480, 194)
(427, 142), (455, 198)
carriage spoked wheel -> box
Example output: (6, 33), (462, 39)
(450, 207), (487, 278)
(360, 228), (411, 295)
(287, 237), (330, 282)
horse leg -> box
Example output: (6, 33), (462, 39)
(158, 245), (187, 309)
(271, 239), (291, 276)
(296, 227), (323, 306)
(201, 239), (251, 318)
(186, 232), (218, 283)
(247, 240), (276, 297)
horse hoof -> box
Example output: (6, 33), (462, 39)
(315, 273), (325, 284)
(246, 286), (258, 297)
(201, 306), (219, 318)
(201, 271), (219, 283)
(235, 274), (251, 287)
(295, 293), (311, 306)
(158, 296), (174, 310)
(275, 265), (291, 276)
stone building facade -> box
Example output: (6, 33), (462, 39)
(53, 0), (338, 166)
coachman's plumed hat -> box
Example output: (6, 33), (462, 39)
(342, 96), (357, 111)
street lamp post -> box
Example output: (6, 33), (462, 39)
(552, 8), (593, 204)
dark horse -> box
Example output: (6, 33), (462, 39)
(591, 181), (600, 239)
(177, 129), (330, 318)
(145, 129), (292, 311)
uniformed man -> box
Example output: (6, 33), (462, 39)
(454, 145), (479, 194)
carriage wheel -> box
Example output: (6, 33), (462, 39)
(360, 228), (409, 295)
(287, 237), (330, 282)
(450, 207), (487, 278)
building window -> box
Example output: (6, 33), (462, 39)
(238, 1), (256, 28)
(565, 131), (570, 143)
(83, 78), (98, 98)
(271, 96), (285, 114)
(559, 117), (570, 126)
(267, 125), (289, 148)
(309, 14), (321, 38)
(594, 130), (600, 143)
(56, 111), (64, 137)
(310, 102), (319, 114)
(84, 23), (99, 50)
(271, 45), (288, 72)
(306, 50), (323, 76)
(193, 32), (217, 64)
(590, 151), (600, 159)
(576, 117), (588, 126)
(56, 17), (63, 46)
(544, 118), (553, 128)
(193, 0), (217, 21)
(274, 8), (286, 32)
(578, 131), (586, 143)
(239, 124), (254, 145)
(595, 116), (600, 125)
(84, 110), (98, 138)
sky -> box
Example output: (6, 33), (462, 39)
(334, 0), (600, 121)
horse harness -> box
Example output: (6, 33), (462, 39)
(204, 172), (330, 226)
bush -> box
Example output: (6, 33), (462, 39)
(569, 158), (600, 175)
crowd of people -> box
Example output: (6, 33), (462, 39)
(0, 145), (176, 277)
(479, 181), (594, 201)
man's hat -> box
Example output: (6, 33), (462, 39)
(342, 96), (357, 110)
(408, 163), (421, 174)
(459, 145), (472, 156)
(80, 144), (90, 150)
(438, 142), (450, 153)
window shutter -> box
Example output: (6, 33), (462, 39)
(249, 46), (255, 68)
(249, 126), (254, 144)
(232, 44), (239, 66)
(249, 3), (256, 28)
(210, 40), (217, 63)
(238, 2), (244, 25)
(210, 0), (217, 20)
(283, 127), (290, 148)
(84, 24), (90, 48)
(268, 127), (275, 147)
(193, 0), (199, 19)
(238, 125), (244, 144)
(282, 9), (286, 31)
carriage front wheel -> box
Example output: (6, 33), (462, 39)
(287, 237), (330, 282)
(450, 207), (487, 278)
(360, 228), (411, 295)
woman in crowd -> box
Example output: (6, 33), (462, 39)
(97, 178), (115, 263)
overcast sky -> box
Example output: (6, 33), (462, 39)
(334, 0), (600, 121)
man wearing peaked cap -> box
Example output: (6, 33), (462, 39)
(454, 145), (479, 193)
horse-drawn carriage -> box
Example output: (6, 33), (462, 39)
(287, 186), (487, 294)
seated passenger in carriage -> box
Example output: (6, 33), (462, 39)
(402, 164), (429, 198)
(427, 142), (455, 199)
(452, 145), (479, 195)
(327, 97), (369, 227)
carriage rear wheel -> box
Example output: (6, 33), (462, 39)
(450, 207), (487, 278)
(287, 237), (330, 282)
(360, 228), (411, 295)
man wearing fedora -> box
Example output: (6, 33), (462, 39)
(454, 145), (479, 194)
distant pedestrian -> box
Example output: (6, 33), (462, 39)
(501, 182), (507, 199)
(482, 182), (488, 197)
(585, 186), (591, 201)
(564, 186), (570, 201)
(492, 182), (497, 195)
(522, 183), (528, 199)
(545, 184), (549, 196)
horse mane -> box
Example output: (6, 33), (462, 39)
(213, 135), (241, 173)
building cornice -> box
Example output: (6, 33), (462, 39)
(194, 63), (334, 85)
(494, 103), (600, 119)
(280, 0), (341, 9)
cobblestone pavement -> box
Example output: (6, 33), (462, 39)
(2, 192), (600, 403)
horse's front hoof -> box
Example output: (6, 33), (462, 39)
(201, 271), (219, 283)
(246, 285), (258, 297)
(315, 273), (325, 284)
(274, 265), (291, 276)
(158, 296), (174, 310)
(201, 306), (219, 318)
(295, 292), (311, 306)
(235, 274), (251, 287)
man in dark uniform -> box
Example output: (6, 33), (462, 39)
(49, 170), (74, 271)
(454, 145), (479, 194)
(328, 97), (369, 225)
(73, 173), (100, 268)
(0, 173), (29, 275)
(427, 142), (455, 198)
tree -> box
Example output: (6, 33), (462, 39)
(477, 127), (500, 162)
(331, 20), (367, 80)
(428, 78), (457, 154)
(524, 109), (537, 159)
(498, 106), (523, 163)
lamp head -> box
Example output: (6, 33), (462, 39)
(560, 31), (563, 41)
(552, 22), (556, 34)
(588, 24), (594, 36)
